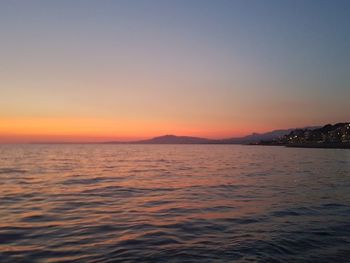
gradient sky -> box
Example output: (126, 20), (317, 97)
(1, 0), (349, 142)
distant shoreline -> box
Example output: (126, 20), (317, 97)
(253, 142), (350, 149)
(285, 143), (350, 149)
(1, 142), (349, 149)
(2, 122), (348, 146)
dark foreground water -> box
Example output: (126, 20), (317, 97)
(0, 145), (349, 262)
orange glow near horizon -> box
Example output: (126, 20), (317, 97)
(0, 117), (275, 143)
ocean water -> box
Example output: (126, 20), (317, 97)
(0, 144), (349, 263)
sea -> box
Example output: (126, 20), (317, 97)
(0, 144), (349, 262)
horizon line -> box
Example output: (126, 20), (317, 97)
(0, 125), (329, 144)
(1, 121), (347, 144)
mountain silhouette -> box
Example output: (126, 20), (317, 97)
(104, 127), (320, 144)
(133, 135), (214, 144)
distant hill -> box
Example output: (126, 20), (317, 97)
(219, 126), (320, 144)
(104, 127), (320, 144)
(133, 135), (215, 144)
(221, 129), (295, 144)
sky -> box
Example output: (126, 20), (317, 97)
(1, 0), (349, 142)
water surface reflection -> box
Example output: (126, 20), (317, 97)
(0, 145), (349, 262)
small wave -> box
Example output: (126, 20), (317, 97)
(21, 214), (56, 223)
(270, 207), (319, 217)
(0, 168), (27, 174)
(62, 176), (114, 185)
(0, 232), (26, 244)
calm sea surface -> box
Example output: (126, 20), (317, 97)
(0, 145), (349, 262)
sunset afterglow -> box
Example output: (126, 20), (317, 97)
(1, 1), (349, 142)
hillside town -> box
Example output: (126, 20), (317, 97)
(258, 123), (350, 148)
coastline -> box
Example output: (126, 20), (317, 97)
(285, 143), (350, 149)
(254, 142), (350, 149)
